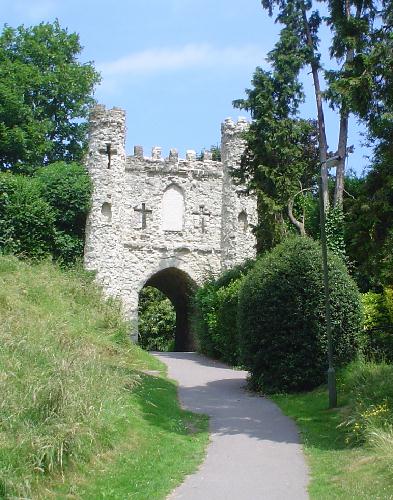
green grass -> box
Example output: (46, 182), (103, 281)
(272, 366), (393, 499)
(47, 372), (208, 500)
(0, 256), (208, 499)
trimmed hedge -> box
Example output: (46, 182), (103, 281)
(193, 261), (253, 365)
(238, 237), (362, 393)
(362, 288), (393, 361)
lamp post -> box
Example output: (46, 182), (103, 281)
(320, 155), (341, 409)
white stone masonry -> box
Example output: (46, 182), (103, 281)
(84, 105), (257, 340)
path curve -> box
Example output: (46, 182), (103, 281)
(154, 352), (309, 500)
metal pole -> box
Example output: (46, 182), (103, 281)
(319, 161), (337, 409)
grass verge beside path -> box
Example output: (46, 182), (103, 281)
(0, 256), (208, 499)
(272, 380), (393, 499)
(49, 369), (208, 500)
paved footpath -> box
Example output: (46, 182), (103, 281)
(154, 352), (309, 500)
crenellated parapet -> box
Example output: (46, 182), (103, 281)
(125, 145), (224, 179)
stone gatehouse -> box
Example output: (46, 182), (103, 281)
(84, 105), (257, 350)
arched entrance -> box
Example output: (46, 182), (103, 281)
(140, 267), (197, 351)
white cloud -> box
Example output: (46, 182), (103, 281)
(98, 43), (265, 77)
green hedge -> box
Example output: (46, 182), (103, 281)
(238, 237), (362, 393)
(193, 261), (253, 365)
(362, 287), (393, 361)
(0, 164), (91, 264)
(35, 162), (91, 235)
(0, 173), (55, 259)
(36, 162), (92, 264)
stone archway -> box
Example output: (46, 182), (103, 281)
(142, 267), (197, 352)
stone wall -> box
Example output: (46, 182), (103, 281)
(84, 105), (257, 340)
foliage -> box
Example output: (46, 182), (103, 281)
(325, 205), (346, 262)
(345, 156), (393, 289)
(361, 288), (393, 361)
(329, 2), (393, 286)
(0, 165), (92, 264)
(193, 262), (253, 365)
(238, 1), (390, 256)
(193, 282), (220, 359)
(342, 360), (393, 448)
(233, 36), (319, 249)
(273, 362), (393, 499)
(327, 1), (392, 137)
(210, 144), (221, 162)
(138, 286), (176, 351)
(0, 172), (55, 258)
(214, 279), (244, 364)
(35, 161), (92, 263)
(197, 145), (221, 162)
(0, 21), (100, 173)
(0, 256), (208, 499)
(238, 236), (362, 393)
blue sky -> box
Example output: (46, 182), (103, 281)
(1, 0), (370, 173)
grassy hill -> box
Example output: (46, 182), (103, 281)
(0, 256), (208, 499)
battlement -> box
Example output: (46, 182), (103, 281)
(90, 104), (125, 120)
(125, 150), (223, 178)
(129, 145), (220, 163)
(221, 116), (249, 135)
(88, 105), (248, 172)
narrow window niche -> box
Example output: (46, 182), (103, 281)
(238, 210), (248, 233)
(101, 202), (112, 223)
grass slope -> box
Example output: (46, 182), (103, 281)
(272, 365), (393, 499)
(0, 256), (208, 499)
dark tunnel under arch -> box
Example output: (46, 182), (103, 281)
(141, 267), (197, 351)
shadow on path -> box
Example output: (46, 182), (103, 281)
(153, 351), (310, 500)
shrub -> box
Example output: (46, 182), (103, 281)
(215, 278), (243, 364)
(0, 172), (55, 258)
(0, 163), (91, 264)
(35, 162), (92, 263)
(362, 288), (393, 361)
(193, 282), (219, 358)
(238, 236), (362, 393)
(193, 261), (253, 365)
(138, 287), (176, 351)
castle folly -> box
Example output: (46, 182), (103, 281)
(84, 105), (257, 350)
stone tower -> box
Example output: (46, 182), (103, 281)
(84, 105), (256, 350)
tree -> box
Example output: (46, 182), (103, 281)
(0, 21), (100, 173)
(238, 236), (362, 393)
(233, 6), (319, 250)
(346, 155), (393, 289)
(236, 0), (384, 256)
(333, 2), (393, 287)
(197, 145), (221, 161)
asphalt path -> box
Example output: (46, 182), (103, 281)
(154, 352), (309, 500)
